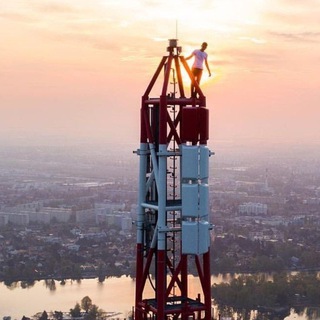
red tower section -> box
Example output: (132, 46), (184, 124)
(135, 39), (212, 320)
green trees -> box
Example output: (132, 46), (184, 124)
(212, 272), (320, 311)
(53, 311), (63, 320)
(87, 304), (100, 319)
(70, 303), (81, 318)
(81, 296), (92, 313)
(211, 226), (320, 273)
(70, 296), (104, 319)
(39, 311), (48, 320)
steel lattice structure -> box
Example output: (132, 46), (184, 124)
(135, 39), (212, 320)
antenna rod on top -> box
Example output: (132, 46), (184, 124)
(176, 19), (178, 39)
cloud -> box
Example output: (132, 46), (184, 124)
(0, 12), (38, 23)
(35, 3), (78, 14)
(269, 31), (320, 43)
(0, 2), (96, 29)
(273, 0), (320, 7)
(265, 11), (320, 28)
(263, 2), (320, 29)
(220, 48), (279, 64)
(239, 37), (267, 44)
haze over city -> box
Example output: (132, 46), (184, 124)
(1, 0), (320, 148)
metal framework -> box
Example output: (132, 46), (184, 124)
(135, 39), (212, 320)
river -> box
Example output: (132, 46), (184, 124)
(0, 275), (315, 320)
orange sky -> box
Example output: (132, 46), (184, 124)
(1, 0), (320, 147)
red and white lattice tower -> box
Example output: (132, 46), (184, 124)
(135, 39), (212, 320)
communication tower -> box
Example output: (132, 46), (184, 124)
(135, 39), (212, 320)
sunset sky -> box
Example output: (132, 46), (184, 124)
(1, 0), (320, 148)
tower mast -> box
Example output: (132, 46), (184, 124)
(135, 39), (212, 320)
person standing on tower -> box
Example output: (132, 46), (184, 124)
(185, 42), (211, 97)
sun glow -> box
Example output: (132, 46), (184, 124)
(176, 66), (215, 98)
(2, 0), (319, 147)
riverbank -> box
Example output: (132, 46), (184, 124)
(212, 272), (320, 319)
(0, 271), (133, 285)
(3, 266), (320, 286)
(1, 276), (318, 320)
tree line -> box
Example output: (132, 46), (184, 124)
(212, 272), (320, 319)
(31, 296), (105, 320)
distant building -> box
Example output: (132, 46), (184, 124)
(0, 214), (9, 226)
(41, 235), (62, 244)
(95, 202), (126, 215)
(29, 207), (72, 224)
(2, 203), (72, 225)
(259, 216), (288, 227)
(76, 208), (95, 223)
(303, 197), (320, 205)
(121, 216), (133, 231)
(64, 244), (80, 252)
(6, 213), (30, 225)
(79, 232), (106, 241)
(29, 211), (51, 224)
(45, 207), (72, 222)
(238, 202), (268, 216)
(96, 209), (133, 231)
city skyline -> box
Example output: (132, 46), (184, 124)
(1, 0), (320, 147)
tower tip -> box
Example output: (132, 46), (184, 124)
(167, 39), (182, 54)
